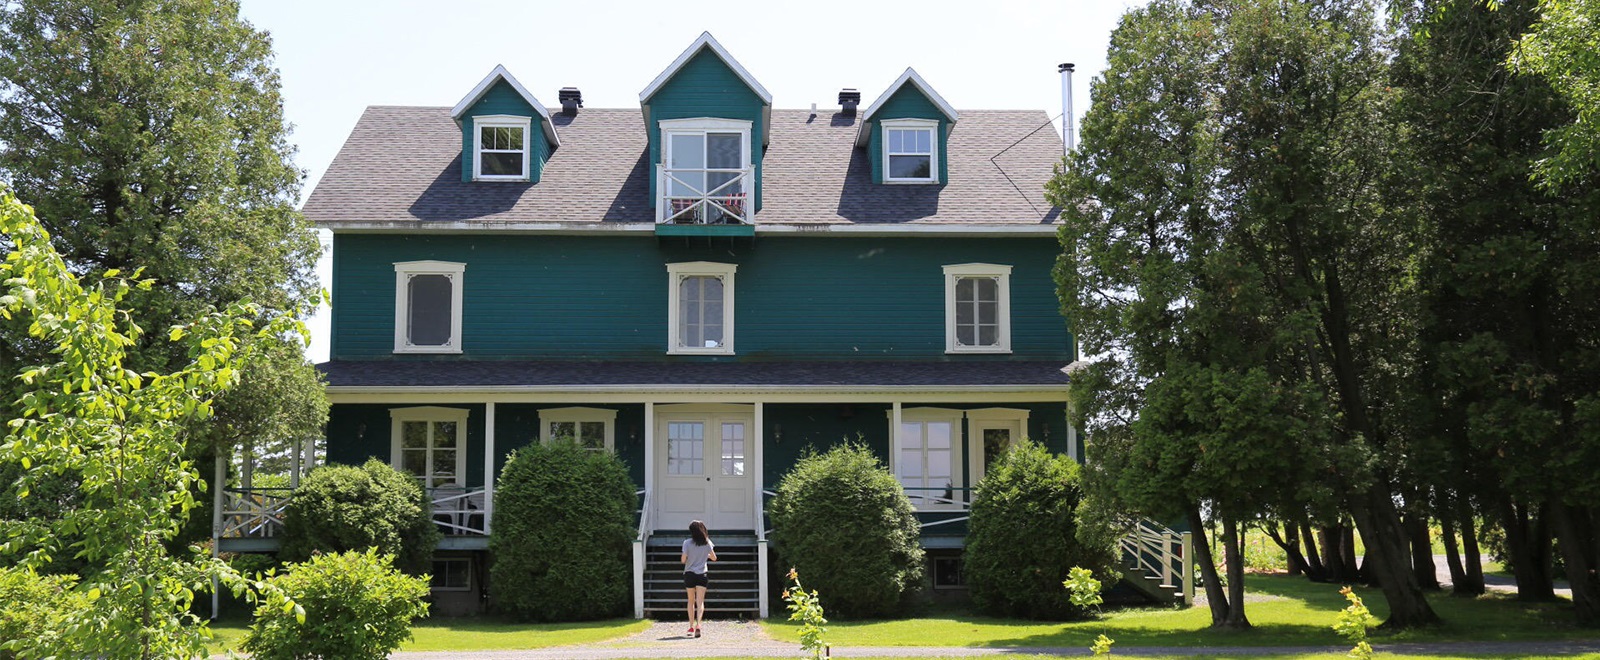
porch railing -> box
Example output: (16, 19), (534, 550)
(220, 487), (293, 538)
(1118, 517), (1194, 604)
(904, 487), (973, 530)
(657, 166), (752, 225)
(219, 486), (491, 539)
(632, 488), (651, 619)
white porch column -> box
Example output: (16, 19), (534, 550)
(754, 401), (768, 618)
(891, 401), (903, 471)
(643, 402), (655, 507)
(484, 402), (496, 535)
(210, 451), (226, 619)
(289, 437), (301, 489)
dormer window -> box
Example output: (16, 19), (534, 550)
(883, 119), (939, 183)
(659, 118), (753, 224)
(473, 116), (531, 181)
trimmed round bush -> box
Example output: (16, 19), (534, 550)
(767, 443), (923, 618)
(279, 459), (440, 575)
(242, 549), (430, 660)
(965, 440), (1113, 619)
(490, 441), (637, 621)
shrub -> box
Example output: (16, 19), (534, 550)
(490, 441), (637, 621)
(0, 568), (87, 659)
(279, 459), (439, 575)
(965, 440), (1113, 619)
(241, 549), (429, 660)
(767, 443), (923, 618)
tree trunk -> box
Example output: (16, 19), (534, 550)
(1188, 506), (1230, 627)
(1341, 525), (1361, 584)
(1441, 512), (1469, 595)
(1222, 517), (1252, 629)
(1549, 502), (1600, 627)
(1265, 521), (1309, 577)
(1351, 488), (1442, 628)
(1459, 508), (1486, 596)
(1406, 513), (1441, 590)
(1500, 496), (1557, 601)
(1301, 522), (1329, 581)
(1321, 524), (1356, 584)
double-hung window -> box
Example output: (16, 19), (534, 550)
(882, 118), (939, 183)
(394, 261), (465, 353)
(538, 407), (617, 453)
(667, 262), (736, 355)
(944, 263), (1012, 353)
(390, 407), (469, 490)
(473, 116), (531, 181)
(893, 408), (964, 510)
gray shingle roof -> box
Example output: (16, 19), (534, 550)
(302, 107), (1063, 228)
(318, 360), (1071, 389)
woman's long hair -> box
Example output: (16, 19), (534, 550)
(689, 520), (709, 546)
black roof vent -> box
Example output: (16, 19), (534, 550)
(558, 87), (582, 115)
(839, 88), (861, 116)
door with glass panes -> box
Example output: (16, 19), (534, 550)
(656, 410), (754, 531)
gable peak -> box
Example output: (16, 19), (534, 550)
(638, 32), (773, 105)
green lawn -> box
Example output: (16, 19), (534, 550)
(205, 617), (649, 654)
(603, 656), (1599, 660)
(763, 573), (1600, 649)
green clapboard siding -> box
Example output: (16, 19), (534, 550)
(644, 48), (766, 212)
(868, 86), (952, 184)
(331, 234), (1072, 360)
(459, 80), (550, 183)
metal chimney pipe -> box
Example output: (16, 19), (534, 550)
(1058, 63), (1076, 156)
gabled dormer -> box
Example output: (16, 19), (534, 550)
(856, 68), (959, 185)
(640, 32), (772, 229)
(452, 65), (560, 184)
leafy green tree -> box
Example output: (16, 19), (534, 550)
(1398, 0), (1600, 624)
(0, 0), (326, 526)
(279, 459), (440, 577)
(0, 192), (301, 658)
(1513, 0), (1600, 186)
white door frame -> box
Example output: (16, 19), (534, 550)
(653, 404), (759, 531)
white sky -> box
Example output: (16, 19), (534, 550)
(234, 0), (1142, 362)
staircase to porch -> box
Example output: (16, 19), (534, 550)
(642, 532), (761, 619)
(1118, 518), (1193, 605)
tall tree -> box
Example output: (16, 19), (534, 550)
(1399, 0), (1600, 624)
(1054, 0), (1444, 627)
(1513, 0), (1600, 187)
(0, 0), (325, 498)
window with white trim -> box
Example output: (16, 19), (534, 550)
(944, 263), (1012, 353)
(538, 407), (617, 453)
(391, 407), (469, 490)
(667, 262), (736, 355)
(473, 116), (532, 181)
(882, 118), (939, 183)
(394, 261), (465, 354)
(430, 558), (472, 591)
(893, 408), (964, 510)
(660, 118), (753, 223)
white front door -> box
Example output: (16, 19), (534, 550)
(967, 409), (1030, 488)
(656, 408), (755, 531)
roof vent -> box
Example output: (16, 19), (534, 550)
(839, 88), (861, 116)
(558, 87), (582, 115)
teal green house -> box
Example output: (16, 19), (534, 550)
(219, 33), (1122, 618)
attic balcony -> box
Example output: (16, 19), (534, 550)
(656, 165), (755, 237)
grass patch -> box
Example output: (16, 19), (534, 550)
(205, 616), (648, 654)
(602, 656), (1600, 660)
(763, 573), (1600, 649)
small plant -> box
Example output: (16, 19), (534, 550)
(783, 568), (829, 660)
(1333, 585), (1378, 660)
(1063, 566), (1114, 656)
(242, 549), (430, 660)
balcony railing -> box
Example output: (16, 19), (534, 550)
(657, 166), (752, 225)
(217, 486), (489, 539)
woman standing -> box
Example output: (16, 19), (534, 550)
(681, 520), (717, 637)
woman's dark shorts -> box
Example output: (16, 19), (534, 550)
(683, 571), (709, 588)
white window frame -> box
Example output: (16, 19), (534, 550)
(660, 117), (753, 174)
(943, 263), (1012, 354)
(890, 407), (965, 511)
(473, 115), (532, 182)
(394, 261), (465, 354)
(965, 408), (1030, 485)
(389, 406), (470, 490)
(538, 407), (618, 453)
(430, 557), (472, 592)
(882, 118), (940, 184)
(666, 261), (736, 355)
